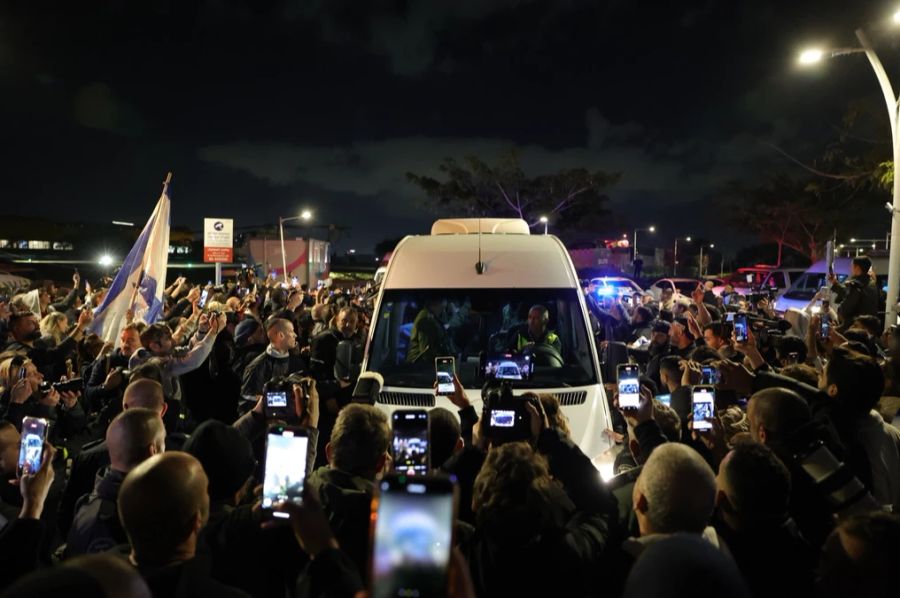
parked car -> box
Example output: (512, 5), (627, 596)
(773, 257), (887, 314)
(647, 277), (723, 300)
(590, 276), (644, 297)
(712, 266), (806, 297)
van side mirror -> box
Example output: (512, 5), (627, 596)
(335, 340), (363, 382)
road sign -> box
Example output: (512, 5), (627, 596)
(204, 218), (233, 263)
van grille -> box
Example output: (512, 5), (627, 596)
(555, 391), (587, 406)
(378, 392), (436, 407)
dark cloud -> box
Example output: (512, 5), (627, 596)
(1, 0), (896, 254)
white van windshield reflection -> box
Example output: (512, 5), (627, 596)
(367, 289), (597, 388)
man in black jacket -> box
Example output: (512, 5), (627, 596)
(66, 408), (165, 557)
(829, 256), (879, 328)
(118, 452), (248, 597)
(714, 442), (816, 597)
(240, 318), (305, 398)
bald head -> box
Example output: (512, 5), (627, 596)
(748, 388), (811, 446)
(122, 379), (166, 414)
(118, 452), (209, 565)
(106, 409), (165, 473)
(635, 443), (716, 535)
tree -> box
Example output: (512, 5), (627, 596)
(374, 237), (403, 257)
(406, 149), (620, 232)
(724, 174), (857, 264)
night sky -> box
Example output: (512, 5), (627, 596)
(2, 0), (897, 254)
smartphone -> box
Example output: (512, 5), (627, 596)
(265, 390), (291, 420)
(655, 393), (671, 407)
(262, 425), (310, 519)
(435, 356), (455, 396)
(370, 474), (456, 598)
(701, 365), (719, 385)
(199, 289), (209, 308)
(691, 385), (715, 431)
(391, 410), (429, 476)
(819, 313), (831, 339)
(291, 276), (298, 286)
(733, 313), (749, 343)
(617, 363), (641, 409)
(18, 417), (49, 477)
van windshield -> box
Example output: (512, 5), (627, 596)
(367, 288), (597, 388)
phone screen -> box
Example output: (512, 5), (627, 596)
(18, 417), (49, 477)
(372, 476), (455, 598)
(490, 409), (516, 428)
(392, 411), (429, 476)
(701, 366), (719, 385)
(692, 386), (715, 431)
(435, 357), (455, 395)
(819, 314), (831, 339)
(199, 289), (209, 308)
(265, 391), (290, 419)
(655, 393), (671, 407)
(733, 314), (749, 343)
(262, 427), (309, 518)
(618, 364), (640, 409)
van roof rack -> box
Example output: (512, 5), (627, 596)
(431, 218), (530, 236)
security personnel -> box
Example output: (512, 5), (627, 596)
(508, 305), (561, 354)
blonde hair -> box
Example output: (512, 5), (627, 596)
(40, 312), (68, 344)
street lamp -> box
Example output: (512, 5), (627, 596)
(798, 14), (900, 331)
(633, 225), (656, 260)
(699, 243), (715, 277)
(279, 210), (313, 283)
(673, 236), (691, 277)
(98, 254), (113, 267)
(539, 215), (549, 235)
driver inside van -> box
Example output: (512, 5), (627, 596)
(507, 305), (562, 355)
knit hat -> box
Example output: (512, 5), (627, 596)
(183, 420), (256, 502)
(234, 318), (261, 347)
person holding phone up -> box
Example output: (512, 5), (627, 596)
(828, 256), (879, 329)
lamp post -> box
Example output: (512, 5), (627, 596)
(699, 243), (714, 277)
(799, 18), (900, 331)
(633, 225), (656, 261)
(279, 209), (313, 284)
(539, 215), (549, 235)
(673, 236), (691, 277)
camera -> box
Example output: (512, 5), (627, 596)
(262, 375), (311, 421)
(481, 380), (541, 445)
(784, 421), (881, 518)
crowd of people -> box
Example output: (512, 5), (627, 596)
(0, 256), (897, 597)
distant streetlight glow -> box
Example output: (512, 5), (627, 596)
(301, 210), (313, 221)
(539, 215), (549, 235)
(799, 48), (824, 64)
(633, 225), (656, 260)
(98, 254), (113, 267)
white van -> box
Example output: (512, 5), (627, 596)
(773, 257), (888, 314)
(362, 218), (615, 475)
